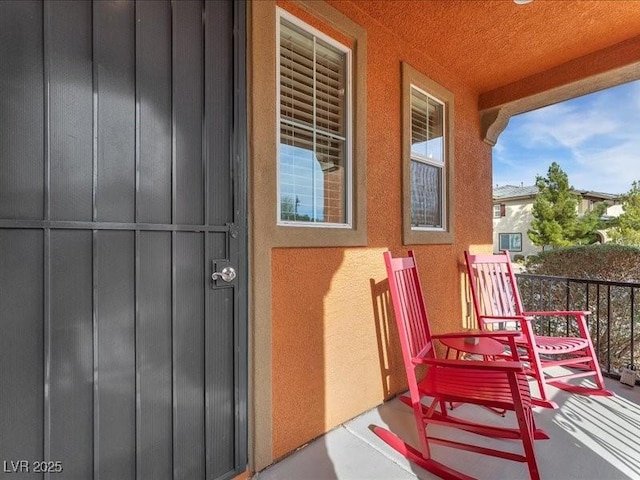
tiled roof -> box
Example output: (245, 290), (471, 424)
(575, 190), (619, 201)
(493, 185), (539, 200)
(493, 185), (619, 201)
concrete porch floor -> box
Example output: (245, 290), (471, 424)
(254, 373), (640, 480)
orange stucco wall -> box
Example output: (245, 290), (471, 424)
(269, 0), (493, 459)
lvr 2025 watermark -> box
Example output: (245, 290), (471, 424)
(3, 460), (63, 473)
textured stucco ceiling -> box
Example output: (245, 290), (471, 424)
(344, 0), (640, 94)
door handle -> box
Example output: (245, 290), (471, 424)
(211, 266), (236, 283)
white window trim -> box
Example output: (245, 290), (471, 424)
(493, 204), (502, 218)
(409, 84), (446, 232)
(275, 7), (354, 229)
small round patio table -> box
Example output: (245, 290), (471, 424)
(439, 336), (505, 360)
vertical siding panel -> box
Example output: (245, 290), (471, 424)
(205, 0), (233, 226)
(0, 1), (44, 220)
(49, 1), (93, 221)
(94, 1), (135, 223)
(210, 232), (227, 261)
(173, 0), (204, 225)
(174, 232), (205, 479)
(208, 232), (233, 475)
(208, 286), (235, 477)
(138, 232), (173, 479)
(137, 0), (172, 224)
(50, 230), (94, 479)
(96, 231), (135, 480)
(92, 229), (99, 480)
(0, 230), (44, 475)
(43, 2), (51, 465)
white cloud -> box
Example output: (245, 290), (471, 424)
(520, 103), (618, 149)
(570, 138), (640, 194)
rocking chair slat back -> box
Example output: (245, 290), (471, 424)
(468, 253), (522, 322)
(385, 252), (434, 362)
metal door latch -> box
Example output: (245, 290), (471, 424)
(211, 266), (236, 283)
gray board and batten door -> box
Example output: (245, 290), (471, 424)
(0, 1), (247, 479)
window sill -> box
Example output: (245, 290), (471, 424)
(403, 229), (454, 245)
(268, 222), (367, 248)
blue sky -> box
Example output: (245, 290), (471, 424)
(493, 80), (640, 195)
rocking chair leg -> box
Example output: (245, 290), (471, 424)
(510, 380), (541, 480)
(527, 346), (555, 409)
(590, 349), (611, 393)
(531, 397), (558, 410)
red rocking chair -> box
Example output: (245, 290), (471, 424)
(464, 251), (613, 409)
(375, 251), (546, 480)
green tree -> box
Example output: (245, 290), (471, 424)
(528, 162), (580, 250)
(528, 162), (606, 250)
(611, 181), (640, 246)
(281, 195), (295, 219)
(280, 195), (312, 222)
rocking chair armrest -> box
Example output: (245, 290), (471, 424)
(414, 357), (525, 372)
(481, 314), (528, 322)
(432, 330), (520, 340)
(479, 314), (535, 326)
(521, 310), (591, 317)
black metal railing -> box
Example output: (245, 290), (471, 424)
(516, 273), (640, 378)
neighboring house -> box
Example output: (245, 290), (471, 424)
(1, 2), (640, 480)
(493, 185), (621, 258)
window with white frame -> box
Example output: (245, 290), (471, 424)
(499, 233), (522, 252)
(277, 10), (351, 226)
(494, 204), (505, 218)
(402, 62), (454, 245)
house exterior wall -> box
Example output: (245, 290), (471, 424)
(493, 195), (622, 259)
(493, 199), (539, 258)
(250, 0), (493, 468)
(608, 204), (624, 217)
(578, 197), (590, 215)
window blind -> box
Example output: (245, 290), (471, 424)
(410, 88), (443, 162)
(278, 17), (349, 224)
(280, 21), (345, 131)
